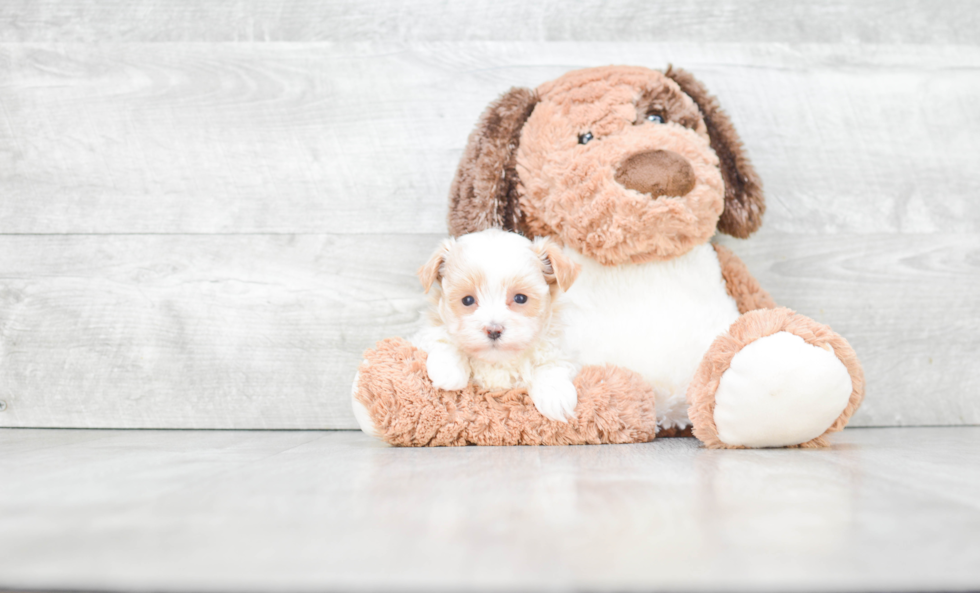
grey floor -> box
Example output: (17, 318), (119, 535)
(0, 428), (978, 592)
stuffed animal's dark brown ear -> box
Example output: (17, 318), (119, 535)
(665, 66), (765, 238)
(448, 87), (539, 237)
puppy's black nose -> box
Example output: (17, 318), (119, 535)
(485, 324), (504, 341)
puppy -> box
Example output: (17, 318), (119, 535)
(413, 228), (581, 422)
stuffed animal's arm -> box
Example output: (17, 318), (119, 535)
(353, 337), (658, 446)
(712, 244), (776, 313)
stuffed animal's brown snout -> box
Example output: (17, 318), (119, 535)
(614, 150), (697, 198)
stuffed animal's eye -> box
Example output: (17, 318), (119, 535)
(646, 113), (664, 123)
(578, 132), (594, 145)
(462, 296), (475, 306)
(513, 294), (528, 304)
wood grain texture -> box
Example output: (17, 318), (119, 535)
(0, 232), (976, 429)
(0, 233), (436, 429)
(1, 0), (977, 44)
(0, 9), (977, 430)
(1, 428), (979, 591)
(718, 231), (980, 428)
(0, 42), (978, 234)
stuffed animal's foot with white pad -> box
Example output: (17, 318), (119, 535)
(713, 332), (851, 447)
(528, 365), (579, 422)
(687, 307), (865, 449)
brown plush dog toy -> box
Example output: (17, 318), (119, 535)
(352, 65), (864, 448)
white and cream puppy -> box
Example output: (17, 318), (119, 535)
(413, 228), (581, 422)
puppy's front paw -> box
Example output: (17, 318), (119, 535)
(426, 351), (470, 391)
(529, 369), (578, 422)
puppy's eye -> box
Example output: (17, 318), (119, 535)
(461, 296), (475, 306)
(578, 132), (594, 145)
(513, 294), (528, 304)
(646, 113), (664, 123)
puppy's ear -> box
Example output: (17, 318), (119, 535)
(448, 87), (539, 238)
(665, 66), (765, 239)
(418, 238), (454, 293)
(534, 238), (580, 292)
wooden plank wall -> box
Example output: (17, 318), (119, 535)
(0, 2), (977, 429)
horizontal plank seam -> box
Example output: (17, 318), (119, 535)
(0, 426), (370, 432)
(0, 232), (447, 237)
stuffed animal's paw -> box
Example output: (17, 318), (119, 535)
(712, 331), (852, 448)
(529, 367), (578, 422)
(425, 349), (471, 391)
(688, 308), (864, 449)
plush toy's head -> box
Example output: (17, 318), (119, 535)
(449, 66), (765, 265)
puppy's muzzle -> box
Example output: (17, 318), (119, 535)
(485, 324), (504, 341)
(614, 150), (696, 198)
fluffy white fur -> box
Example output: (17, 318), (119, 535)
(413, 229), (580, 422)
(561, 243), (741, 430)
(713, 331), (853, 447)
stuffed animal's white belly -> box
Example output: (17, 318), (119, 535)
(561, 243), (741, 429)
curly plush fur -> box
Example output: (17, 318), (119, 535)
(712, 244), (776, 314)
(355, 338), (658, 446)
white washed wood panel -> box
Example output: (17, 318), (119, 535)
(0, 233), (436, 429)
(0, 43), (978, 234)
(0, 233), (976, 429)
(1, 0), (977, 44)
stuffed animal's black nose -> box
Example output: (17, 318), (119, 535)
(485, 324), (504, 341)
(615, 149), (696, 197)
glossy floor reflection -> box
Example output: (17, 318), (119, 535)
(1, 427), (978, 592)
